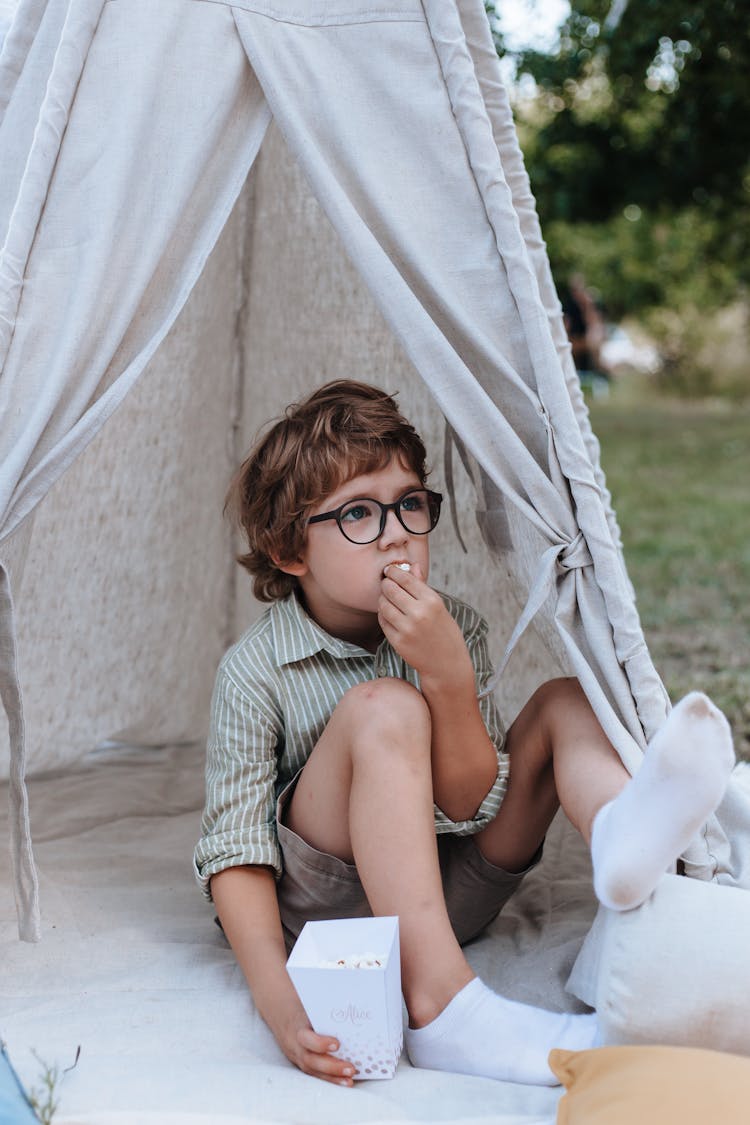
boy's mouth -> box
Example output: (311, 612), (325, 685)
(383, 561), (411, 577)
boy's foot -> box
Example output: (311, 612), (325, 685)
(591, 691), (735, 911)
(404, 977), (598, 1085)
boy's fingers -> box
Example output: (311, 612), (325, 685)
(379, 580), (414, 614)
(295, 1029), (356, 1084)
(383, 562), (423, 586)
(302, 1049), (356, 1082)
(378, 597), (408, 633)
(382, 568), (425, 606)
(297, 1028), (337, 1052)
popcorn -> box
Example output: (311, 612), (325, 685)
(319, 952), (387, 970)
(384, 562), (411, 576)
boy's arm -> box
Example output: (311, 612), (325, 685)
(420, 655), (500, 823)
(197, 665), (354, 1084)
(211, 865), (356, 1086)
(379, 566), (500, 822)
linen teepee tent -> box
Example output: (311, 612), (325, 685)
(1, 1), (749, 1120)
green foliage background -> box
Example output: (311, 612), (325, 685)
(487, 0), (750, 397)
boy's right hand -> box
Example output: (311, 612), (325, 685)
(210, 868), (355, 1086)
(379, 562), (473, 691)
(280, 1012), (357, 1086)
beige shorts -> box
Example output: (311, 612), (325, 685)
(275, 771), (540, 953)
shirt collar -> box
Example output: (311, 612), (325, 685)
(270, 592), (377, 666)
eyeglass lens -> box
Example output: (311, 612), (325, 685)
(339, 491), (439, 543)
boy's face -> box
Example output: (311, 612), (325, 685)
(281, 457), (431, 644)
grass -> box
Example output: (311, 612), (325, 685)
(23, 1047), (81, 1125)
(588, 387), (750, 760)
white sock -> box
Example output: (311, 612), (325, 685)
(404, 977), (598, 1086)
(591, 691), (734, 911)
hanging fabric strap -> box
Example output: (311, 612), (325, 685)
(0, 0), (106, 365)
(479, 531), (592, 698)
(0, 0), (49, 122)
(442, 421), (470, 555)
(0, 563), (40, 941)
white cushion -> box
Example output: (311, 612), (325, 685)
(567, 873), (750, 1054)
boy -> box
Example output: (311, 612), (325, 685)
(194, 380), (734, 1087)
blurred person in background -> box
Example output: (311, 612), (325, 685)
(561, 274), (611, 397)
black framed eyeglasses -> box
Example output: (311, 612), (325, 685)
(307, 488), (443, 545)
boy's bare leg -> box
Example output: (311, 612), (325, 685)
(475, 677), (628, 873)
(477, 679), (735, 912)
(286, 677), (473, 1026)
(287, 677), (597, 1085)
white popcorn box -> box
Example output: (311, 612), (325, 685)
(286, 916), (402, 1080)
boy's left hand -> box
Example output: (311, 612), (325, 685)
(378, 564), (473, 689)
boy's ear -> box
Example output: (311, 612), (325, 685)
(272, 554), (308, 578)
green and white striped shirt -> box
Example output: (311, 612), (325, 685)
(194, 591), (508, 899)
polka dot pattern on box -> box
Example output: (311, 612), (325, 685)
(334, 1029), (403, 1079)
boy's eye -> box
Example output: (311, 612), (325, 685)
(400, 493), (425, 513)
(341, 502), (374, 523)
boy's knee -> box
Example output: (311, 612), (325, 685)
(532, 676), (583, 713)
(513, 678), (584, 744)
(336, 678), (431, 750)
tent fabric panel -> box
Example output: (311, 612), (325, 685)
(0, 0), (75, 245)
(0, 0), (105, 368)
(0, 565), (37, 940)
(216, 0), (425, 22)
(0, 0), (270, 937)
(0, 0), (269, 539)
(0, 0), (52, 122)
(0, 188), (254, 781)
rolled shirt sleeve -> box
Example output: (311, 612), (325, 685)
(193, 666), (283, 898)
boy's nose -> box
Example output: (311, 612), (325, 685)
(379, 508), (408, 547)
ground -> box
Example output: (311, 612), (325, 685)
(589, 392), (750, 761)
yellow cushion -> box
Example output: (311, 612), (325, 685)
(550, 1045), (750, 1124)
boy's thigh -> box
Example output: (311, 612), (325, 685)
(438, 833), (542, 946)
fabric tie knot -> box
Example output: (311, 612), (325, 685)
(479, 529), (593, 698)
(557, 531), (593, 574)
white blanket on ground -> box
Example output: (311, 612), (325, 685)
(0, 742), (599, 1123)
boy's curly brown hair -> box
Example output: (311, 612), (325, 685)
(225, 380), (429, 602)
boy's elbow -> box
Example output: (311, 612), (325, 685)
(436, 762), (499, 823)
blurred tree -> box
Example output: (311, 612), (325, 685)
(489, 1), (750, 323)
(515, 2), (749, 216)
